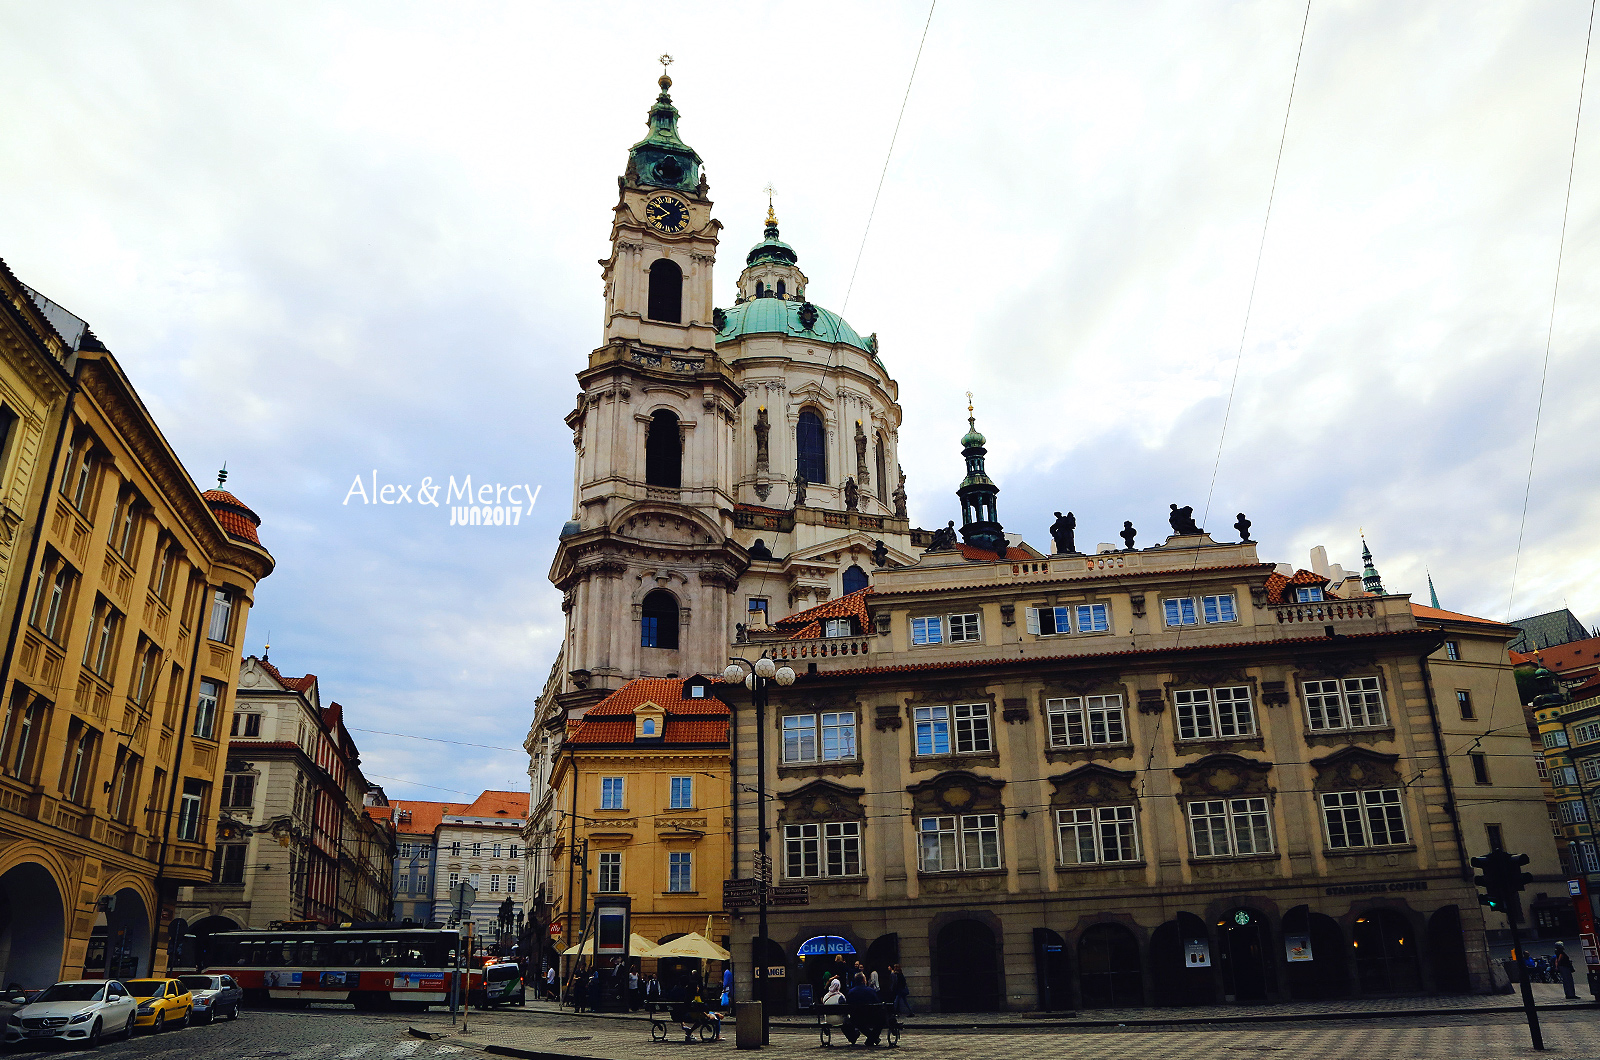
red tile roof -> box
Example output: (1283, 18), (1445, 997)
(813, 628), (1429, 678)
(391, 799), (462, 837)
(1265, 569), (1330, 604)
(202, 488), (263, 546)
(1411, 604), (1517, 631)
(956, 543), (1036, 562)
(733, 503), (791, 516)
(460, 790), (531, 818)
(1509, 634), (1600, 670)
(568, 677), (730, 746)
(257, 658), (317, 694)
(778, 588), (872, 640)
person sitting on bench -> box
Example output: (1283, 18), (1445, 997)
(843, 973), (883, 1046)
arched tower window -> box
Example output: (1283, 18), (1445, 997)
(755, 280), (766, 298)
(875, 432), (888, 500)
(648, 259), (683, 323)
(641, 589), (680, 650)
(842, 564), (869, 595)
(645, 409), (682, 488)
(776, 280), (786, 298)
(796, 409), (826, 485)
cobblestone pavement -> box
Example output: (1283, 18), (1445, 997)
(0, 1007), (439, 1060)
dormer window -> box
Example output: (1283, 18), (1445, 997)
(642, 718), (657, 736)
(824, 618), (852, 638)
(1295, 586), (1324, 603)
(635, 702), (666, 740)
(689, 685), (705, 699)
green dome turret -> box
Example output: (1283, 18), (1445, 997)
(746, 204), (798, 267)
(956, 397), (1005, 556)
(625, 62), (703, 194)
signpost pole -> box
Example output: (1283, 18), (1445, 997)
(754, 674), (771, 1046)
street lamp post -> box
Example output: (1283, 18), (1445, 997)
(723, 654), (796, 1047)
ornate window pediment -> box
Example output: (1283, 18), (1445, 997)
(1308, 746), (1401, 791)
(777, 779), (865, 824)
(1048, 764), (1137, 807)
(1173, 753), (1273, 797)
(906, 770), (1005, 815)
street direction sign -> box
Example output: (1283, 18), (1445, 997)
(723, 878), (765, 907)
(751, 853), (773, 884)
(770, 885), (810, 907)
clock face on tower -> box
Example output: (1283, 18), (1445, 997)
(645, 195), (690, 234)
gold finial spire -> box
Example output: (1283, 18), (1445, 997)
(658, 53), (673, 91)
(763, 182), (777, 228)
(966, 391), (975, 423)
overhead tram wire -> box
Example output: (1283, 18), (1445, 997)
(840, 0), (937, 316)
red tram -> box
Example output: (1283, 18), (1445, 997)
(203, 927), (481, 1010)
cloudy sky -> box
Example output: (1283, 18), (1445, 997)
(5, 1), (1597, 803)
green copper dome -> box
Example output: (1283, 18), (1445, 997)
(961, 423), (986, 449)
(715, 298), (873, 354)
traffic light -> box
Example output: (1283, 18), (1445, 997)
(1472, 850), (1533, 922)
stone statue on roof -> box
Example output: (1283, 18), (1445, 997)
(893, 465), (908, 518)
(1050, 512), (1077, 555)
(1234, 512), (1253, 543)
(1120, 520), (1137, 550)
(794, 472), (807, 508)
(1169, 504), (1203, 536)
(844, 477), (859, 512)
(754, 406), (770, 472)
(928, 520), (958, 551)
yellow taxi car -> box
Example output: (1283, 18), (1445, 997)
(123, 978), (193, 1032)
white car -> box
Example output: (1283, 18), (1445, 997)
(3, 979), (137, 1048)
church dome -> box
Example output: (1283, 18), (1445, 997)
(716, 298), (872, 354)
(961, 424), (986, 449)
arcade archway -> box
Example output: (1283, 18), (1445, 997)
(1353, 909), (1420, 994)
(0, 863), (65, 988)
(933, 920), (1000, 1012)
(1077, 922), (1142, 1008)
(86, 888), (150, 979)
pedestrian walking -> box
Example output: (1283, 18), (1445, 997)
(889, 963), (913, 1016)
(546, 964), (558, 1001)
(570, 972), (587, 1013)
(629, 966), (642, 1011)
(1555, 943), (1578, 999)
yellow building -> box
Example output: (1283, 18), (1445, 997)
(547, 676), (730, 958)
(0, 273), (273, 985)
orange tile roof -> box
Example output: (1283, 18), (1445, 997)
(390, 799), (463, 837)
(461, 790), (531, 818)
(585, 677), (729, 716)
(956, 543), (1036, 562)
(569, 677), (731, 746)
(1265, 569), (1329, 604)
(1411, 603), (1517, 631)
(202, 488), (263, 546)
(1510, 634), (1600, 670)
(257, 657), (317, 694)
(733, 503), (791, 516)
(778, 588), (872, 640)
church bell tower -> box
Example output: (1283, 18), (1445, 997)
(550, 64), (748, 705)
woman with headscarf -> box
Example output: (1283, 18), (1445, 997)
(822, 977), (846, 1029)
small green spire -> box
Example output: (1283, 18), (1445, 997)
(1360, 534), (1386, 596)
(625, 57), (702, 193)
(1427, 569), (1440, 609)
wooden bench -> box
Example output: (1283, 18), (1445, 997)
(817, 1001), (900, 1047)
(648, 1000), (723, 1042)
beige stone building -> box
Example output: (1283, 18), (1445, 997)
(0, 271), (273, 985)
(174, 655), (394, 945)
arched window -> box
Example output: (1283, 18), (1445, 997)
(755, 281), (766, 298)
(842, 565), (869, 595)
(642, 718), (657, 736)
(776, 280), (786, 298)
(641, 590), (680, 650)
(796, 409), (826, 485)
(648, 259), (683, 323)
(645, 410), (681, 488)
(875, 432), (888, 500)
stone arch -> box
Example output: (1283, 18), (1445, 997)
(1076, 921), (1143, 1008)
(795, 407), (827, 485)
(645, 409), (682, 488)
(93, 883), (152, 980)
(641, 588), (680, 650)
(928, 912), (1002, 1012)
(187, 915), (243, 972)
(0, 858), (67, 988)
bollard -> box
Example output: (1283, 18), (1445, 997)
(735, 1001), (764, 1050)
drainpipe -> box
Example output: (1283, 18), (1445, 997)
(1418, 642), (1471, 879)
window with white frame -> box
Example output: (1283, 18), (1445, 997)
(1537, 756), (1550, 780)
(1555, 765), (1579, 786)
(1295, 586), (1324, 603)
(449, 872), (459, 890)
(418, 874), (428, 892)
(471, 842), (482, 857)
(1545, 729), (1571, 749)
(1444, 640), (1460, 661)
(668, 851), (692, 892)
(600, 776), (624, 809)
(670, 776), (693, 808)
(1045, 695), (1127, 748)
(1581, 758), (1600, 784)
(784, 821), (862, 878)
(1575, 721), (1600, 745)
(949, 613), (980, 643)
(1560, 799), (1589, 825)
(598, 852), (620, 892)
(1302, 677), (1387, 731)
(400, 842), (414, 858)
(782, 713), (856, 764)
(911, 617), (943, 644)
(507, 875), (517, 893)
(1076, 603), (1110, 632)
(1321, 789), (1407, 848)
(492, 843), (502, 859)
(917, 813), (1001, 872)
(1057, 806), (1139, 865)
(1202, 594), (1238, 623)
(490, 874), (501, 892)
(1026, 606), (1072, 636)
(1163, 598), (1198, 626)
(469, 872), (480, 888)
(824, 618), (852, 638)
(914, 703), (991, 756)
(1173, 686), (1255, 741)
(1187, 797), (1273, 857)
